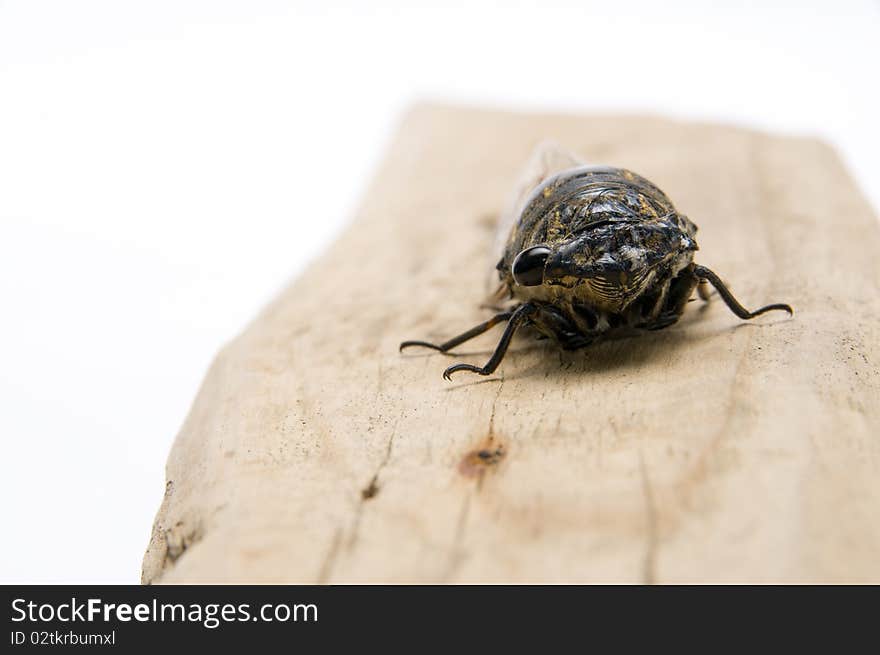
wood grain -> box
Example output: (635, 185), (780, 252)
(142, 105), (880, 583)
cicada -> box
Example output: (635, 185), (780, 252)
(401, 144), (792, 380)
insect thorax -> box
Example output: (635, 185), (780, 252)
(498, 165), (699, 337)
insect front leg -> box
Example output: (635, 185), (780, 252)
(442, 303), (537, 381)
(400, 311), (514, 353)
(697, 278), (711, 301)
(638, 271), (696, 330)
(693, 265), (793, 319)
(535, 304), (594, 350)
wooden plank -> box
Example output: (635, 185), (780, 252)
(142, 104), (880, 583)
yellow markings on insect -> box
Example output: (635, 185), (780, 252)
(571, 252), (590, 266)
(546, 209), (565, 243)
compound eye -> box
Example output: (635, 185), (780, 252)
(512, 245), (551, 287)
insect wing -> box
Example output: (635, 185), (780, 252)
(487, 141), (585, 293)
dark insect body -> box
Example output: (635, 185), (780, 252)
(401, 164), (792, 380)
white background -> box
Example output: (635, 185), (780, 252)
(1, 1), (878, 583)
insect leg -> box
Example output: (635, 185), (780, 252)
(697, 279), (711, 301)
(638, 272), (696, 330)
(538, 304), (593, 350)
(693, 265), (793, 319)
(442, 303), (537, 381)
(399, 311), (513, 353)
